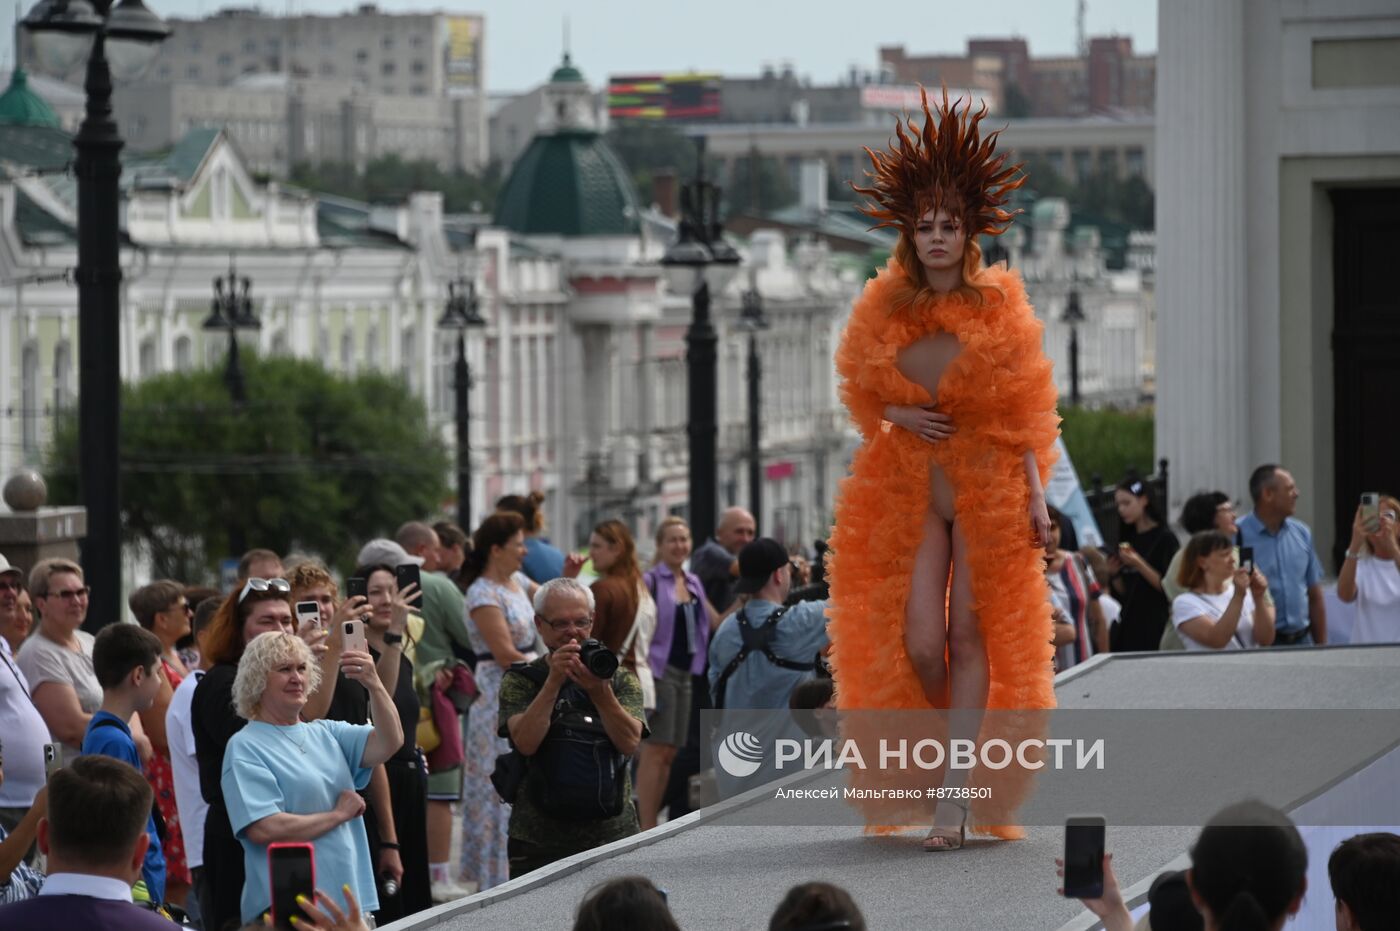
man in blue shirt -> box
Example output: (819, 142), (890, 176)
(81, 623), (167, 903)
(1238, 464), (1328, 645)
(708, 538), (829, 710)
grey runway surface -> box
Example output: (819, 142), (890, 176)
(387, 645), (1400, 931)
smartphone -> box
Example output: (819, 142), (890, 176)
(342, 618), (368, 655)
(295, 600), (321, 628)
(395, 563), (423, 610)
(346, 576), (367, 601)
(1063, 816), (1106, 898)
(43, 743), (62, 780)
(267, 842), (315, 930)
(1239, 546), (1254, 575)
(1361, 492), (1381, 533)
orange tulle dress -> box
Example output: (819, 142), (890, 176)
(827, 257), (1060, 838)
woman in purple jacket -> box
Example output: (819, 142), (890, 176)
(638, 517), (717, 830)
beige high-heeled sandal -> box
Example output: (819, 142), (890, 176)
(923, 801), (968, 852)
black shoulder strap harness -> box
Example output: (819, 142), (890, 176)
(712, 605), (815, 710)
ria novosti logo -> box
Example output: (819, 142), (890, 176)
(716, 731), (765, 777)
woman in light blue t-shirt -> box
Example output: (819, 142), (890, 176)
(222, 631), (404, 925)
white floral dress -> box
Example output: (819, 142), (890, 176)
(459, 572), (538, 890)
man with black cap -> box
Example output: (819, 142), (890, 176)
(707, 538), (829, 711)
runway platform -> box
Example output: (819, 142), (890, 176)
(384, 645), (1400, 931)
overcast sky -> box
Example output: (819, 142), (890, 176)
(5, 0), (1156, 93)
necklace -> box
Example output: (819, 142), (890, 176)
(271, 721), (308, 754)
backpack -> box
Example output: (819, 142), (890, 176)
(711, 605), (817, 710)
(490, 663), (629, 821)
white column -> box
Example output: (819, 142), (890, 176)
(1155, 0), (1250, 511)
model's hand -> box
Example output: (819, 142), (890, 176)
(296, 886), (370, 931)
(562, 553), (587, 578)
(1028, 494), (1051, 548)
(547, 642), (581, 687)
(332, 596), (370, 629)
(298, 623), (330, 660)
(883, 404), (955, 443)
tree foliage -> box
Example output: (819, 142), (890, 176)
(1020, 156), (1155, 230)
(45, 353), (450, 583)
(1059, 404), (1156, 489)
(604, 120), (700, 205)
(289, 155), (503, 214)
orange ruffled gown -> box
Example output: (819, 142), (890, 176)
(827, 258), (1060, 838)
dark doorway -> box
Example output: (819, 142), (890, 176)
(1331, 188), (1400, 571)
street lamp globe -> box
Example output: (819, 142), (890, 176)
(704, 236), (742, 294)
(660, 230), (712, 296)
(437, 278), (487, 330)
(104, 0), (172, 80)
(22, 0), (102, 74)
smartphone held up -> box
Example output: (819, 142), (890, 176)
(268, 842), (315, 930)
(1063, 816), (1106, 899)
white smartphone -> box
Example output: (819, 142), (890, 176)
(295, 600), (321, 629)
(44, 742), (62, 780)
(341, 618), (368, 655)
(1361, 492), (1381, 533)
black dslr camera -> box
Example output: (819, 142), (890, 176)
(577, 638), (618, 679)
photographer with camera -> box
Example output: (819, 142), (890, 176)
(497, 578), (647, 879)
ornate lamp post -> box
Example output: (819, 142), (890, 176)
(23, 0), (168, 631)
(660, 138), (741, 544)
(202, 262), (261, 403)
(437, 276), (487, 532)
(1063, 288), (1086, 406)
(739, 285), (769, 525)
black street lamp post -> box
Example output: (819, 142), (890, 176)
(661, 139), (740, 545)
(1063, 288), (1086, 407)
(740, 286), (768, 525)
(202, 262), (261, 404)
(437, 276), (487, 533)
(23, 0), (168, 631)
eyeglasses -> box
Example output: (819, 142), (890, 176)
(238, 577), (291, 605)
(48, 586), (91, 602)
(539, 616), (593, 632)
(0, 579), (22, 594)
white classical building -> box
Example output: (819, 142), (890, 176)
(1156, 0), (1400, 568)
(0, 56), (860, 568)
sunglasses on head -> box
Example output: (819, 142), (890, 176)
(238, 577), (291, 605)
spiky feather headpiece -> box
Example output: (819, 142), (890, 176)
(854, 87), (1025, 239)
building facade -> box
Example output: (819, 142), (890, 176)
(22, 6), (489, 175)
(0, 56), (861, 571)
(1156, 0), (1400, 569)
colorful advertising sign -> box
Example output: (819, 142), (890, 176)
(444, 15), (482, 91)
(608, 73), (722, 120)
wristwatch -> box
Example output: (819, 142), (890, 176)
(383, 632), (404, 645)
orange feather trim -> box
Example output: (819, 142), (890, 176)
(827, 258), (1060, 838)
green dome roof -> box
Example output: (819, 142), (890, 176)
(494, 129), (641, 237)
(550, 53), (585, 84)
(0, 70), (60, 129)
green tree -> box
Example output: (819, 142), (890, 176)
(726, 152), (797, 216)
(1003, 83), (1033, 119)
(45, 354), (450, 582)
(1059, 405), (1156, 489)
(604, 120), (700, 202)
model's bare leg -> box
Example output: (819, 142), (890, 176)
(904, 505), (952, 707)
(927, 518), (989, 850)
